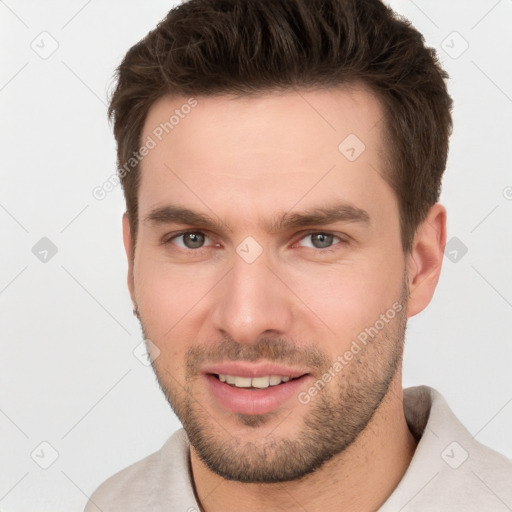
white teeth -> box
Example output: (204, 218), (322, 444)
(269, 375), (283, 386)
(234, 376), (252, 388)
(251, 376), (270, 388)
(217, 374), (294, 389)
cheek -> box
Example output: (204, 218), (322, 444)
(135, 244), (203, 309)
(133, 250), (221, 360)
(284, 255), (404, 351)
(134, 268), (192, 378)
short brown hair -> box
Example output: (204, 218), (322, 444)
(108, 0), (452, 253)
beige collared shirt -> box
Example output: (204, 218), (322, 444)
(85, 386), (512, 511)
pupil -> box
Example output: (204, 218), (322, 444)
(312, 233), (333, 248)
(184, 232), (205, 248)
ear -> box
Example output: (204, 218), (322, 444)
(122, 212), (136, 305)
(406, 203), (447, 318)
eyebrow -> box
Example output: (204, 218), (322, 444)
(269, 204), (371, 232)
(143, 203), (371, 232)
(143, 205), (226, 231)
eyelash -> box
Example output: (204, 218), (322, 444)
(294, 232), (346, 251)
(163, 230), (348, 252)
(162, 230), (213, 248)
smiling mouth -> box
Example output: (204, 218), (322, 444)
(212, 373), (306, 389)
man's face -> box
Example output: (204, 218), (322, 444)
(126, 87), (410, 482)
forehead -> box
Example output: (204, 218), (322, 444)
(137, 87), (394, 225)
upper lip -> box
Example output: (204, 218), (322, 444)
(201, 361), (309, 379)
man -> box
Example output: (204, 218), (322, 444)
(85, 0), (512, 510)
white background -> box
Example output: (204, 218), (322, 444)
(1, 1), (511, 510)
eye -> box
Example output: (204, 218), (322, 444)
(171, 231), (210, 249)
(297, 232), (341, 249)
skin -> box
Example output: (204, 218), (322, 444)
(122, 86), (446, 511)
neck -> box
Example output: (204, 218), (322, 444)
(190, 376), (417, 512)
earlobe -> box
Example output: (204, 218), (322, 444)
(406, 203), (447, 318)
(122, 213), (136, 305)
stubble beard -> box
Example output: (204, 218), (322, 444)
(141, 286), (408, 483)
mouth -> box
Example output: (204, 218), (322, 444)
(213, 373), (301, 388)
(202, 363), (312, 415)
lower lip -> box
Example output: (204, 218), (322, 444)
(205, 374), (310, 415)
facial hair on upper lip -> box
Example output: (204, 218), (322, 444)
(184, 334), (331, 380)
(134, 279), (409, 483)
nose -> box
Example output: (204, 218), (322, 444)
(210, 251), (294, 344)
